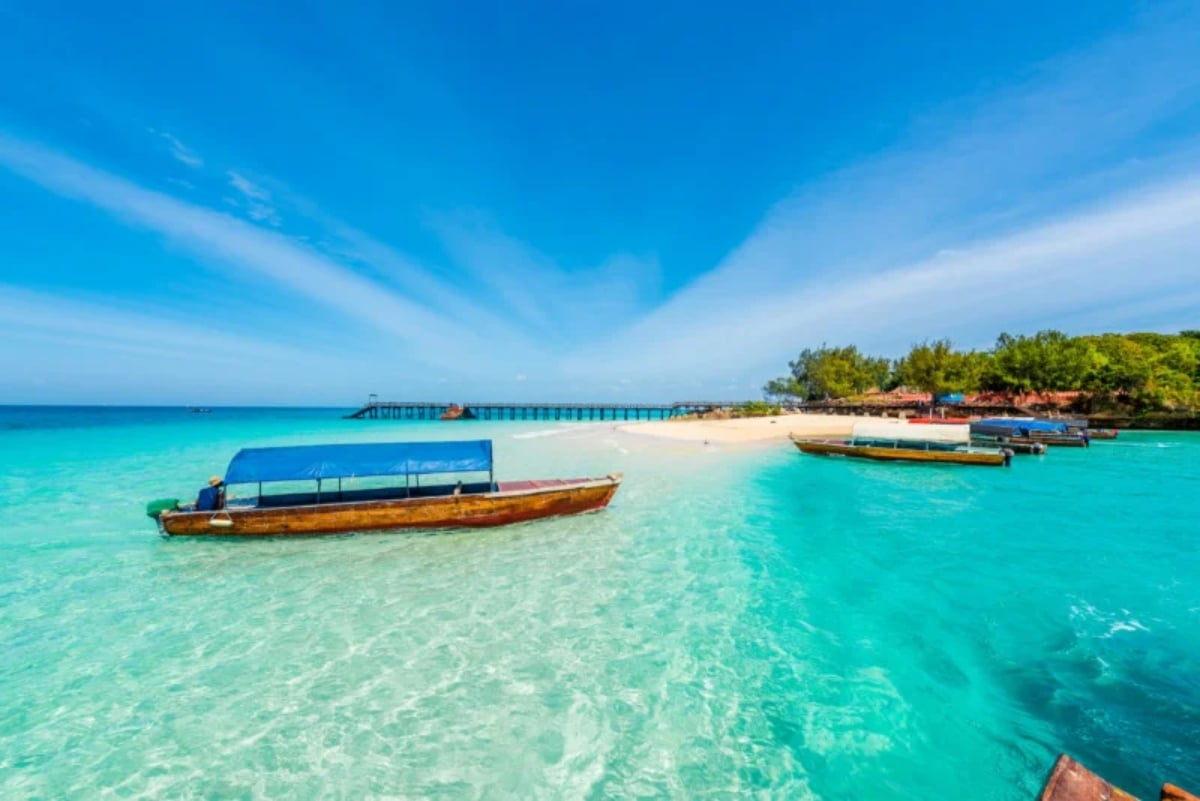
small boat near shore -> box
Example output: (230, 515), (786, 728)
(147, 440), (621, 537)
(969, 434), (1048, 454)
(790, 434), (1011, 467)
(972, 418), (1089, 447)
(1087, 428), (1119, 439)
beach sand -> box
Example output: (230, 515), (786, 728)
(618, 413), (969, 446)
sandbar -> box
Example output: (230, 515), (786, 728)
(618, 413), (970, 446)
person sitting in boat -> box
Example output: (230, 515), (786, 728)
(195, 476), (225, 511)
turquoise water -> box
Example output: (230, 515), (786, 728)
(1, 407), (1197, 799)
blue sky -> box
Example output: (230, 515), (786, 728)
(2, 1), (1199, 404)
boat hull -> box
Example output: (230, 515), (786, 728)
(792, 439), (1006, 466)
(970, 435), (1047, 454)
(159, 476), (621, 536)
(1031, 435), (1088, 447)
(970, 424), (1087, 447)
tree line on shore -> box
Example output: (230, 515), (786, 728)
(762, 330), (1200, 411)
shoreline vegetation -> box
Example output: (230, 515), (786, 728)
(620, 329), (1200, 442)
(754, 329), (1200, 430)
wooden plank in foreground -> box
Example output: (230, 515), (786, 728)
(1161, 784), (1200, 801)
(1038, 755), (1140, 801)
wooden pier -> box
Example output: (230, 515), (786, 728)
(344, 400), (746, 421)
(343, 402), (457, 421)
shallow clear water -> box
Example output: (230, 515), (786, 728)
(1, 407), (1197, 799)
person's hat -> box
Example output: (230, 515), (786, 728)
(208, 476), (223, 486)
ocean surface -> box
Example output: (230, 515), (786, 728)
(1, 406), (1197, 800)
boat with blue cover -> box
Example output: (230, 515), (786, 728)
(146, 440), (622, 536)
(970, 418), (1089, 447)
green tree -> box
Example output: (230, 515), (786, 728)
(1082, 334), (1151, 393)
(766, 345), (892, 401)
(765, 330), (1198, 413)
(894, 339), (984, 397)
(984, 330), (1091, 392)
(762, 377), (801, 400)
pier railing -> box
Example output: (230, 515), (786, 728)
(344, 400), (754, 421)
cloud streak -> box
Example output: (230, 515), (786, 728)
(227, 170), (282, 226)
(150, 129), (204, 169)
(0, 284), (312, 365)
(572, 173), (1200, 381)
(563, 10), (1200, 387)
(428, 213), (658, 341)
(0, 134), (538, 372)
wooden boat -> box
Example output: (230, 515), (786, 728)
(147, 440), (621, 537)
(970, 434), (1048, 454)
(972, 419), (1089, 447)
(790, 435), (1010, 467)
(1037, 754), (1197, 801)
(1088, 428), (1119, 439)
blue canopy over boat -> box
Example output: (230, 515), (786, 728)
(224, 440), (493, 484)
(974, 418), (1069, 433)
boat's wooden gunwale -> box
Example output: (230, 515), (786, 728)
(1037, 755), (1138, 801)
(1031, 436), (1089, 447)
(1036, 753), (1199, 801)
(159, 476), (621, 536)
(791, 438), (1006, 466)
(969, 435), (1047, 454)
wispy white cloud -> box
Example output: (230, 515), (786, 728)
(428, 212), (658, 341)
(624, 10), (1200, 320)
(0, 134), (533, 373)
(0, 284), (386, 404)
(289, 209), (535, 349)
(226, 170), (282, 226)
(149, 128), (203, 168)
(563, 10), (1200, 385)
(572, 173), (1200, 381)
(0, 284), (310, 365)
(227, 171), (269, 201)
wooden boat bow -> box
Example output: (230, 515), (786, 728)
(1037, 755), (1198, 801)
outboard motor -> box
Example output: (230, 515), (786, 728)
(1002, 448), (1014, 467)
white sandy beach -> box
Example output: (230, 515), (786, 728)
(618, 413), (970, 445)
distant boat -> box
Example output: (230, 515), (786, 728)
(1088, 428), (1119, 439)
(188, 407), (212, 414)
(790, 434), (1011, 467)
(440, 404), (465, 421)
(971, 418), (1089, 447)
(969, 434), (1047, 454)
(147, 439), (622, 537)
